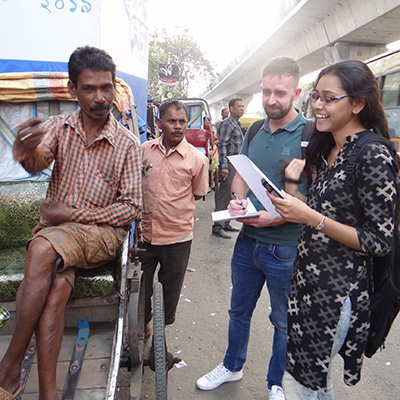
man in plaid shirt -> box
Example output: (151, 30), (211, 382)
(0, 46), (142, 399)
(212, 98), (245, 239)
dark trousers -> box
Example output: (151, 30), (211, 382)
(139, 240), (192, 325)
(213, 164), (235, 229)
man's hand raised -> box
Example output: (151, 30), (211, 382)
(13, 118), (46, 156)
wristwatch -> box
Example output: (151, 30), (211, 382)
(314, 215), (326, 231)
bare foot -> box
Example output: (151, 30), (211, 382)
(0, 370), (21, 396)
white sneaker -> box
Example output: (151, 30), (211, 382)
(196, 363), (243, 391)
(269, 385), (285, 399)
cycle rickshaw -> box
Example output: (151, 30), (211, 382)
(0, 72), (170, 399)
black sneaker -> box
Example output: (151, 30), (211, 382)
(224, 224), (239, 232)
(212, 228), (231, 239)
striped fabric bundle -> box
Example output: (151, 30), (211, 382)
(0, 72), (136, 123)
(0, 72), (139, 182)
(0, 71), (73, 102)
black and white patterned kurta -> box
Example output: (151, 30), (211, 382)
(286, 132), (398, 391)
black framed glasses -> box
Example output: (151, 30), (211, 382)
(309, 90), (350, 105)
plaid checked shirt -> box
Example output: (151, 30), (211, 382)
(14, 110), (142, 227)
(218, 115), (243, 169)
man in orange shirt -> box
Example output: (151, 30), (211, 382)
(140, 99), (209, 338)
(0, 46), (142, 399)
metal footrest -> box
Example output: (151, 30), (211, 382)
(61, 317), (90, 400)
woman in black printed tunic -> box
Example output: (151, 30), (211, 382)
(269, 60), (399, 399)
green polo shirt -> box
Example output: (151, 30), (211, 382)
(240, 110), (308, 246)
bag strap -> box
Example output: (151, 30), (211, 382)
(346, 132), (394, 191)
(247, 118), (312, 160)
(346, 132), (397, 288)
(247, 119), (265, 146)
(347, 132), (397, 222)
(300, 119), (313, 159)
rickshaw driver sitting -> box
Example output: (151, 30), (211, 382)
(0, 46), (142, 400)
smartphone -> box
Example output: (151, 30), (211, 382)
(261, 178), (285, 199)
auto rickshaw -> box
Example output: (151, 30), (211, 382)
(178, 98), (218, 191)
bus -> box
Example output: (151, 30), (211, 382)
(367, 49), (400, 150)
(299, 48), (400, 151)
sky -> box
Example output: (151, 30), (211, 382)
(147, 0), (400, 114)
(148, 0), (279, 97)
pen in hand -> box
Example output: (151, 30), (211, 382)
(232, 192), (246, 210)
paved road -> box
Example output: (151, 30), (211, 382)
(137, 192), (400, 399)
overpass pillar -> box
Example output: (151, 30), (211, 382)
(240, 94), (255, 108)
(209, 101), (227, 122)
(210, 95), (254, 121)
(324, 42), (387, 64)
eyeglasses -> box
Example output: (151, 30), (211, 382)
(309, 91), (350, 105)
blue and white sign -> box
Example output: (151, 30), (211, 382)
(0, 0), (149, 118)
(0, 0), (99, 70)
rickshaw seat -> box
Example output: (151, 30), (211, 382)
(0, 181), (121, 303)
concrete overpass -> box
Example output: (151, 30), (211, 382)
(201, 0), (400, 116)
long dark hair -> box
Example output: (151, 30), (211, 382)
(305, 60), (400, 225)
(305, 60), (391, 175)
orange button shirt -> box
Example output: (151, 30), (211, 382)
(13, 110), (142, 227)
(141, 136), (209, 245)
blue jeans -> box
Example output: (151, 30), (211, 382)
(223, 233), (297, 388)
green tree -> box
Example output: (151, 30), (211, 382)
(148, 29), (215, 101)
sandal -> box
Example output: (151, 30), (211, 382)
(0, 385), (22, 400)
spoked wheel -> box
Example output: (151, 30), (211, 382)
(153, 281), (167, 400)
(128, 270), (145, 364)
(127, 263), (146, 400)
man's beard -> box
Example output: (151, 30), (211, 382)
(263, 97), (293, 120)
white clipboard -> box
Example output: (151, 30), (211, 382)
(211, 198), (260, 222)
(228, 154), (283, 217)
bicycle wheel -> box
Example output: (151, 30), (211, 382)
(128, 268), (145, 365)
(153, 281), (167, 400)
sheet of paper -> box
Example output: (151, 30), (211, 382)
(228, 154), (283, 217)
(211, 198), (260, 222)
